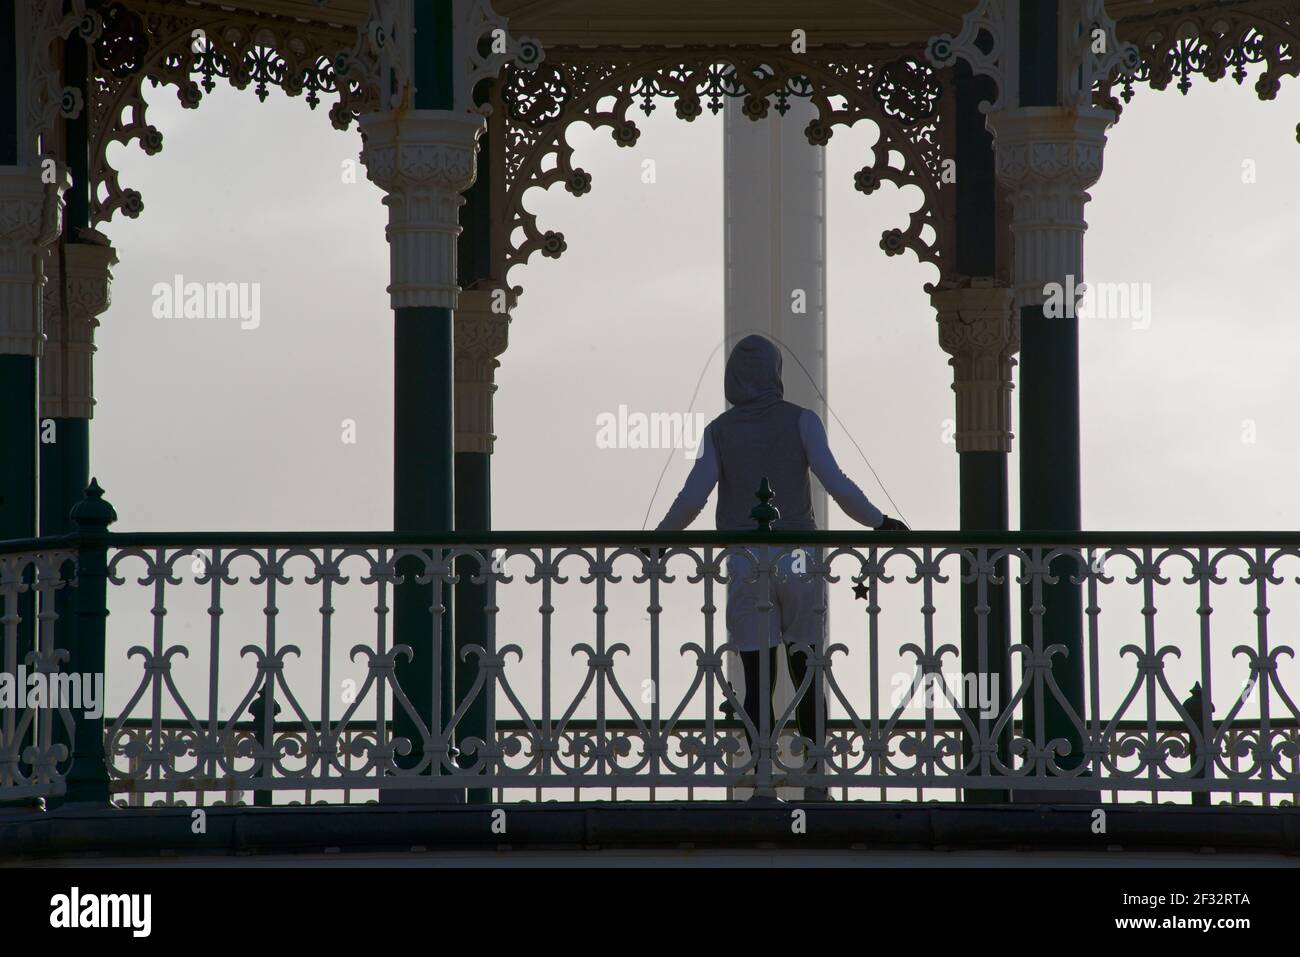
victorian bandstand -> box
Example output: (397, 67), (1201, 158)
(2, 0), (1300, 864)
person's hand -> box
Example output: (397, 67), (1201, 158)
(877, 515), (909, 531)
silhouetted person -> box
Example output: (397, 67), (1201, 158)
(655, 334), (907, 791)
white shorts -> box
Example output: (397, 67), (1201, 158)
(725, 548), (826, 652)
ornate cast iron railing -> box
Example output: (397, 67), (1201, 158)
(103, 717), (1298, 809)
(0, 546), (79, 799)
(4, 527), (1300, 806)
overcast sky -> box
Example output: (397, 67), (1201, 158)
(91, 67), (1300, 536)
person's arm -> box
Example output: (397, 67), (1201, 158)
(654, 425), (720, 531)
(799, 410), (885, 529)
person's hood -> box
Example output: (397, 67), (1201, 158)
(724, 334), (784, 409)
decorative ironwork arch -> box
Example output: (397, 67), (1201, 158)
(490, 45), (956, 294)
(84, 1), (380, 225)
(1098, 1), (1299, 122)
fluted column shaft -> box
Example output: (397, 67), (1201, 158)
(934, 282), (1018, 454)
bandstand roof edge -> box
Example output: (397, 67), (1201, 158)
(67, 0), (1298, 241)
(141, 0), (1253, 48)
(110, 0), (365, 29)
(162, 0), (969, 44)
(490, 0), (969, 45)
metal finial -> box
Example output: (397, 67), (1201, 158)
(70, 477), (118, 529)
(749, 477), (779, 533)
(1182, 682), (1213, 720)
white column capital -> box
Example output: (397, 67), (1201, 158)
(986, 105), (1114, 308)
(932, 280), (1018, 453)
(454, 288), (511, 455)
(359, 110), (485, 310)
(0, 163), (67, 356)
(41, 236), (117, 419)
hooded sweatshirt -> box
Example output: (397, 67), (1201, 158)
(656, 335), (884, 532)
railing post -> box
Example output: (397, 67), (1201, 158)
(249, 681), (281, 808)
(749, 478), (779, 799)
(65, 478), (115, 805)
(1183, 682), (1214, 808)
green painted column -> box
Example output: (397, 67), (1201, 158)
(0, 357), (37, 544)
(1015, 0), (1083, 774)
(40, 418), (88, 535)
(0, 0), (37, 544)
(0, 356), (38, 755)
(41, 29), (113, 802)
(933, 278), (1017, 798)
(65, 479), (114, 805)
(1, 0), (65, 806)
(943, 62), (1014, 801)
(453, 287), (509, 805)
(1018, 0), (1059, 109)
(391, 305), (455, 781)
(962, 447), (1012, 800)
(41, 6), (97, 542)
(454, 449), (492, 803)
(40, 416), (88, 798)
(0, 0), (32, 805)
(454, 97), (508, 802)
(418, 0), (454, 113)
(0, 0), (14, 166)
(360, 0), (484, 796)
(1018, 304), (1084, 769)
(983, 1), (1118, 785)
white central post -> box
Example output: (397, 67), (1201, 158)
(723, 97), (828, 472)
(723, 95), (828, 796)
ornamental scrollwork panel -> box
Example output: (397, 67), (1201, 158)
(83, 1), (380, 226)
(1098, 1), (1299, 117)
(23, 0), (95, 165)
(491, 47), (955, 291)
